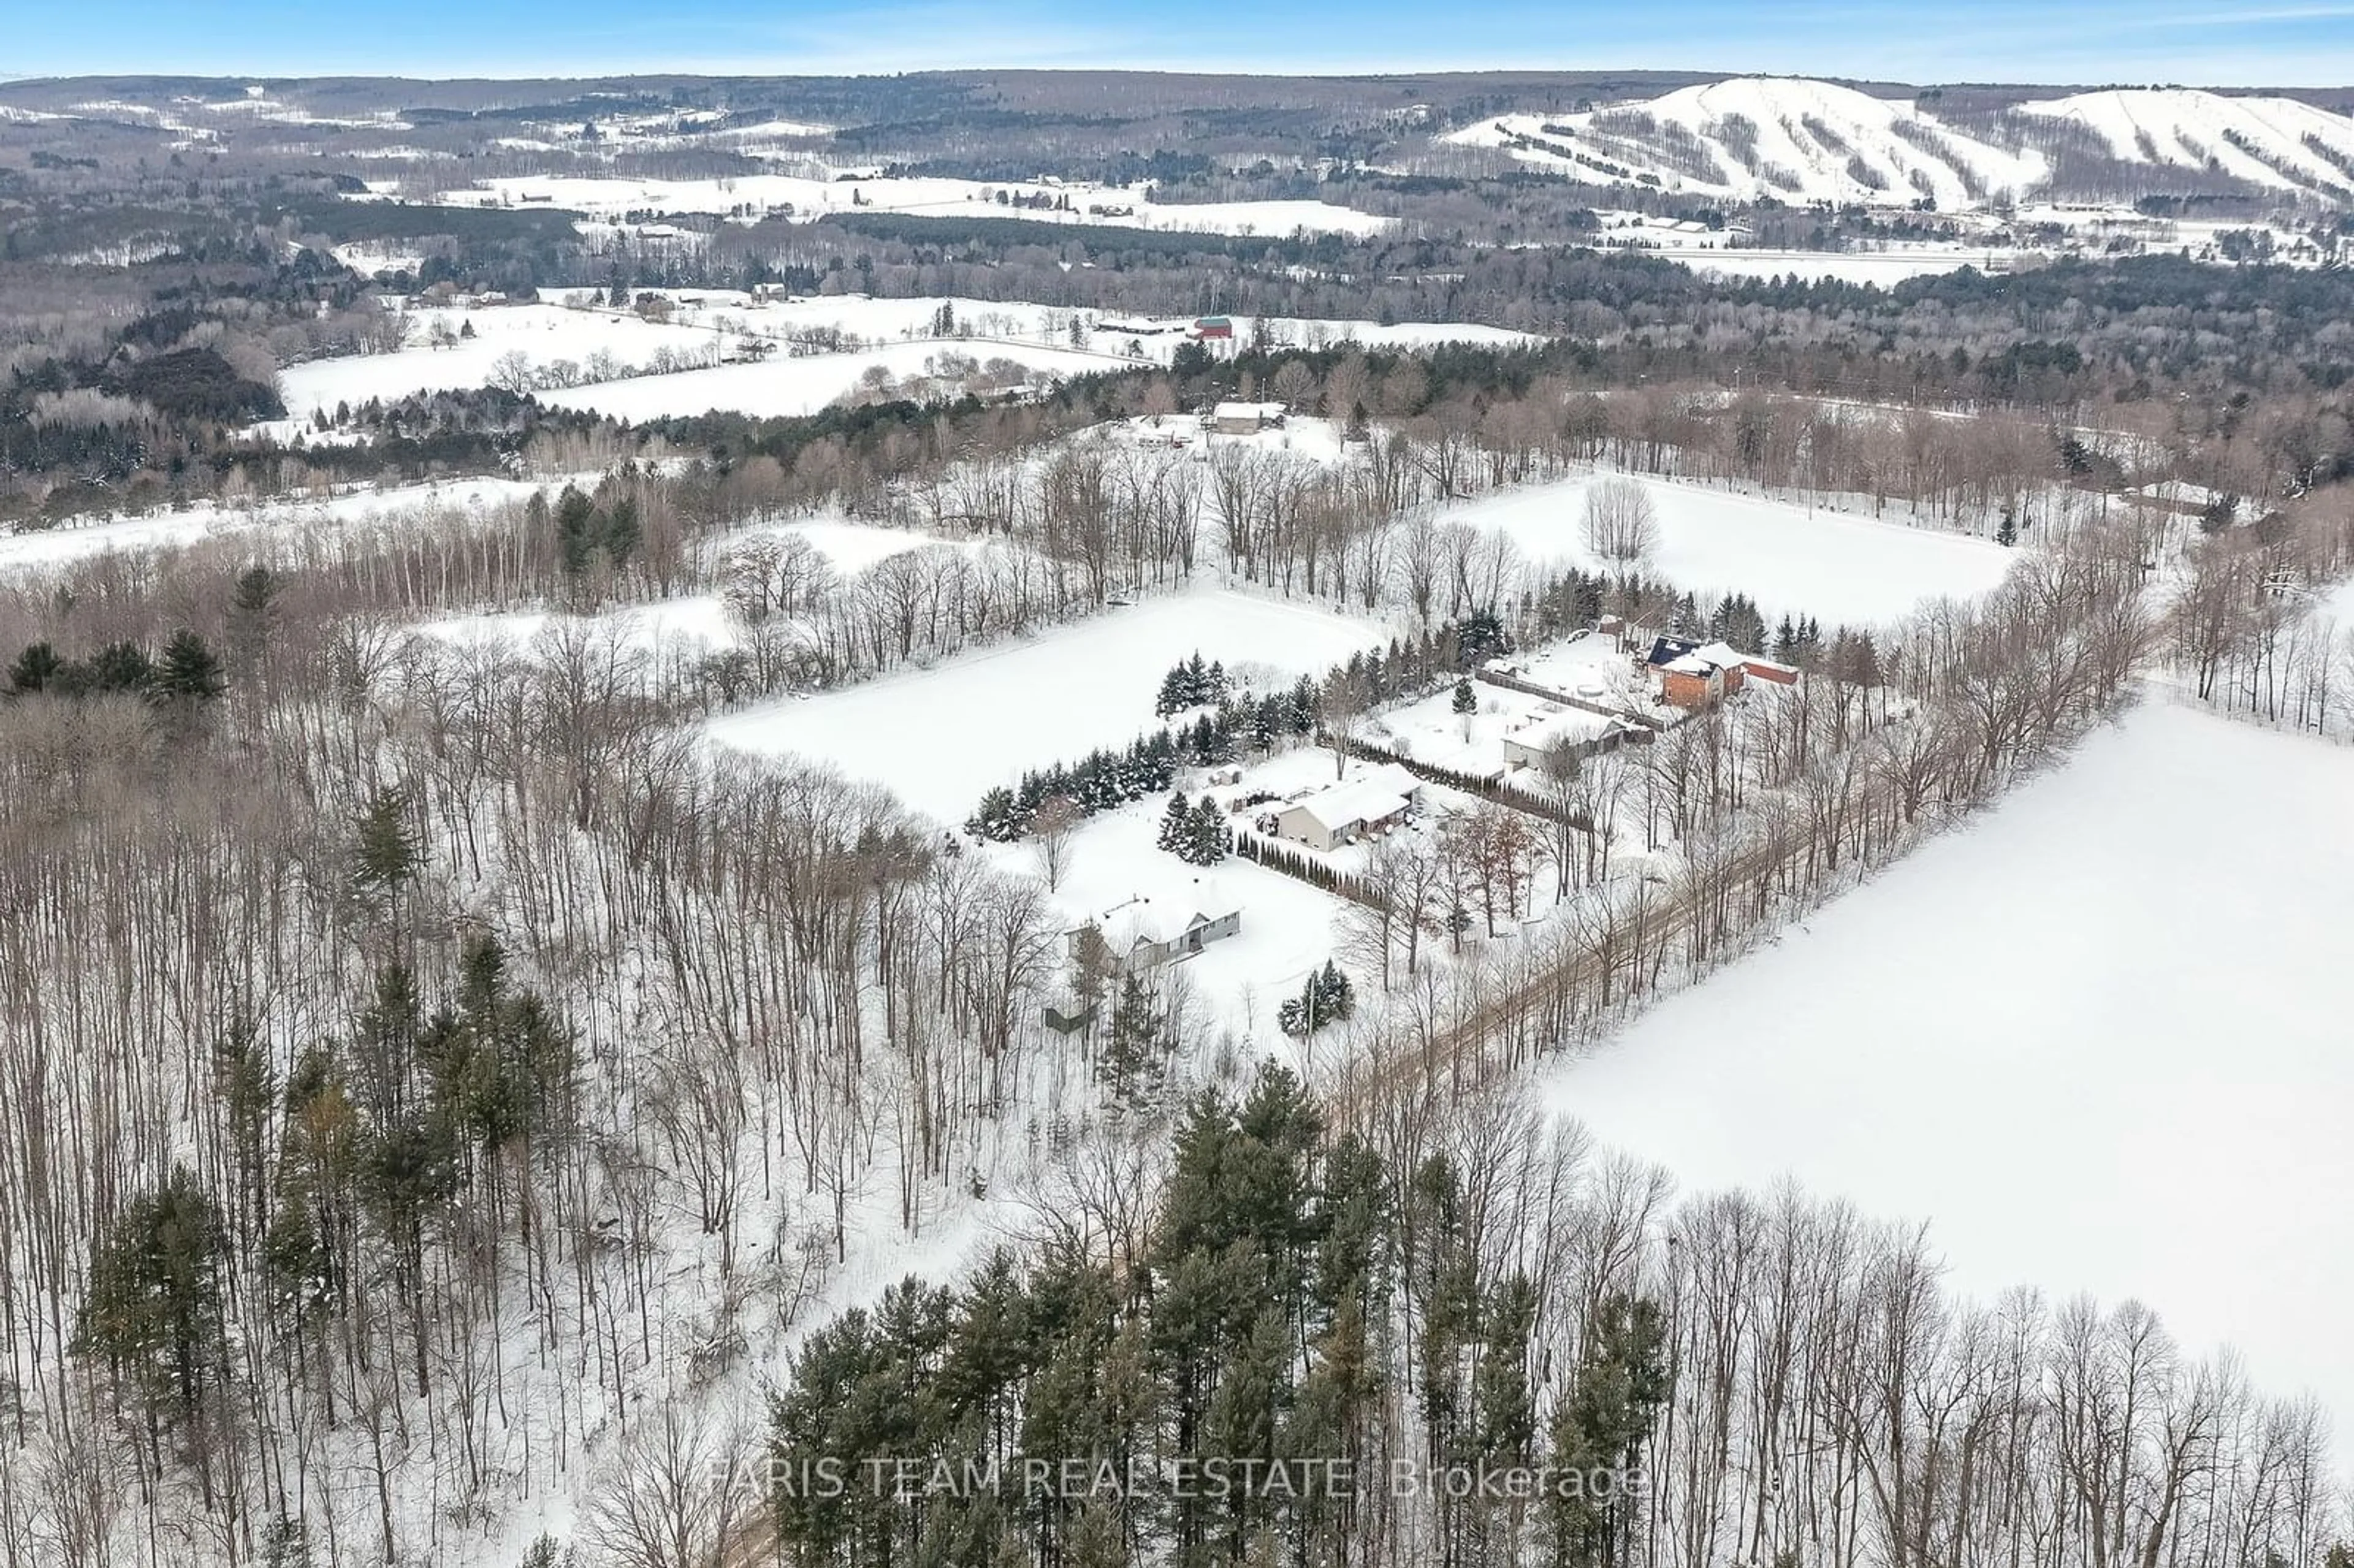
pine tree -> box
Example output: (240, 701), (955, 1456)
(1099, 972), (1164, 1105)
(7, 641), (63, 694)
(1186, 797), (1229, 865)
(75, 1166), (230, 1419)
(352, 784), (420, 899)
(1157, 664), (1192, 716)
(156, 629), (227, 703)
(1452, 677), (1477, 715)
(1157, 789), (1193, 854)
(228, 566), (281, 671)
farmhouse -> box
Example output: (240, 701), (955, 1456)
(1083, 891), (1244, 973)
(1274, 763), (1420, 851)
(1210, 400), (1287, 436)
(1644, 636), (1794, 709)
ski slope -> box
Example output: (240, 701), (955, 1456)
(1547, 699), (2354, 1438)
(2017, 88), (2354, 197)
(1452, 77), (2046, 208)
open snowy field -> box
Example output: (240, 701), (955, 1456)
(1652, 246), (2008, 285)
(1547, 700), (2354, 1434)
(276, 303), (729, 419)
(541, 341), (1116, 422)
(0, 476), (549, 573)
(707, 588), (1390, 825)
(1442, 474), (2016, 625)
(429, 173), (1392, 238)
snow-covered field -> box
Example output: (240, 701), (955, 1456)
(276, 304), (727, 419)
(1651, 246), (2011, 285)
(0, 477), (549, 573)
(1442, 474), (2016, 625)
(707, 587), (1391, 825)
(541, 341), (1115, 422)
(1547, 699), (2354, 1434)
(271, 296), (1542, 428)
(429, 173), (1392, 238)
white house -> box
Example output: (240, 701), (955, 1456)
(1209, 400), (1286, 436)
(1273, 763), (1420, 851)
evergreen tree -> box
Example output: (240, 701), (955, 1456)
(7, 641), (63, 694)
(1185, 797), (1229, 865)
(84, 640), (157, 696)
(1099, 971), (1165, 1105)
(1157, 789), (1194, 854)
(75, 1166), (230, 1419)
(227, 565), (282, 671)
(351, 784), (420, 899)
(1157, 664), (1193, 717)
(156, 629), (228, 703)
(1452, 677), (1478, 715)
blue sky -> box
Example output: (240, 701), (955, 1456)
(9, 0), (2354, 84)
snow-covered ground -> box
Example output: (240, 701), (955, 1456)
(276, 304), (728, 419)
(429, 173), (1392, 238)
(991, 799), (1347, 1041)
(541, 341), (1115, 422)
(0, 477), (549, 573)
(1442, 474), (2017, 625)
(1451, 77), (2046, 208)
(273, 296), (1544, 427)
(1371, 634), (1639, 775)
(1650, 246), (2014, 285)
(706, 587), (1391, 826)
(2018, 88), (2354, 196)
(1547, 699), (2354, 1435)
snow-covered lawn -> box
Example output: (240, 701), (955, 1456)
(991, 800), (1346, 1041)
(1443, 474), (2016, 625)
(0, 477), (549, 573)
(1369, 644), (1634, 779)
(1545, 699), (2354, 1433)
(706, 588), (1390, 826)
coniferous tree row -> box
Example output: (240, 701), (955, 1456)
(768, 1066), (1673, 1568)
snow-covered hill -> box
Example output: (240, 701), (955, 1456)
(1450, 77), (2047, 208)
(2016, 88), (2354, 197)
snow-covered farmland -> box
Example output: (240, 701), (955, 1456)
(275, 303), (726, 419)
(1442, 474), (2017, 625)
(431, 173), (1393, 238)
(1545, 699), (2354, 1434)
(0, 476), (548, 573)
(706, 588), (1390, 825)
(1651, 246), (2010, 285)
(541, 341), (1116, 422)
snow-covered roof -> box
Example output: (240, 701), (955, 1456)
(1100, 885), (1238, 947)
(1212, 401), (1286, 421)
(1284, 763), (1419, 832)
